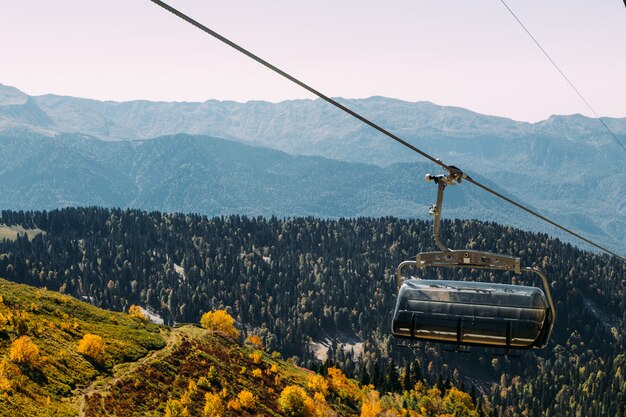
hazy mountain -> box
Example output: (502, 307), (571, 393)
(1, 83), (624, 166)
(0, 132), (622, 255)
(0, 83), (624, 253)
(0, 132), (507, 218)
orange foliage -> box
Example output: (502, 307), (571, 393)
(77, 333), (105, 361)
(327, 367), (360, 400)
(442, 387), (478, 417)
(250, 350), (263, 364)
(128, 304), (147, 321)
(306, 374), (329, 396)
(227, 399), (241, 411)
(203, 392), (223, 417)
(9, 335), (40, 365)
(0, 359), (12, 391)
(187, 379), (198, 397)
(360, 391), (382, 417)
(246, 334), (264, 349)
(238, 389), (255, 409)
(278, 385), (315, 417)
(200, 310), (240, 338)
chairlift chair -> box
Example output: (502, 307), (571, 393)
(392, 171), (555, 351)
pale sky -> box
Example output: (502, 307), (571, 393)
(1, 0), (624, 122)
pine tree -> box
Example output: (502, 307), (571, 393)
(360, 367), (371, 387)
(403, 361), (411, 391)
(386, 359), (401, 393)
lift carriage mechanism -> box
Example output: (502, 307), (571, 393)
(392, 167), (555, 352)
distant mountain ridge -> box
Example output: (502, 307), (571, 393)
(0, 83), (624, 254)
(1, 83), (625, 165)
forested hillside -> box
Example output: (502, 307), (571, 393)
(0, 208), (624, 416)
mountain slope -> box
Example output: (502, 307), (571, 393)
(0, 131), (621, 252)
(0, 278), (483, 417)
(0, 133), (517, 222)
(1, 83), (625, 166)
(0, 278), (165, 416)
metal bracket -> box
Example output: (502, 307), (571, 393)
(416, 250), (521, 273)
(424, 167), (467, 252)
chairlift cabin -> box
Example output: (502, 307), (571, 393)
(392, 171), (555, 351)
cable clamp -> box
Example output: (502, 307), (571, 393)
(445, 165), (465, 183)
(426, 161), (465, 186)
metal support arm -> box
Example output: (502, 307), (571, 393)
(431, 181), (449, 252)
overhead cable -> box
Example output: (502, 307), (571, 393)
(498, 0), (626, 153)
(148, 0), (625, 262)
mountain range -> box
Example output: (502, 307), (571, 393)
(0, 83), (624, 254)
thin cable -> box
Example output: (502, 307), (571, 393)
(498, 0), (626, 153)
(149, 0), (625, 262)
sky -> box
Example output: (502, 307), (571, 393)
(1, 0), (624, 122)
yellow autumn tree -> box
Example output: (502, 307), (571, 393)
(327, 367), (360, 400)
(200, 310), (239, 338)
(278, 385), (315, 417)
(249, 350), (263, 364)
(77, 333), (105, 362)
(442, 387), (479, 417)
(360, 391), (382, 417)
(238, 389), (255, 409)
(187, 379), (198, 397)
(246, 334), (264, 350)
(0, 359), (12, 391)
(165, 399), (189, 417)
(203, 392), (223, 417)
(128, 304), (147, 321)
(9, 335), (40, 365)
(227, 399), (241, 411)
(306, 374), (329, 396)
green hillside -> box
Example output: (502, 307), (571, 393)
(0, 278), (165, 416)
(0, 278), (483, 416)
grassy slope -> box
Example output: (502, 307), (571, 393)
(0, 279), (362, 417)
(0, 278), (483, 417)
(0, 224), (43, 241)
(82, 326), (335, 417)
(0, 278), (165, 417)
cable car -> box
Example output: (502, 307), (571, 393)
(392, 171), (555, 351)
(393, 275), (554, 349)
